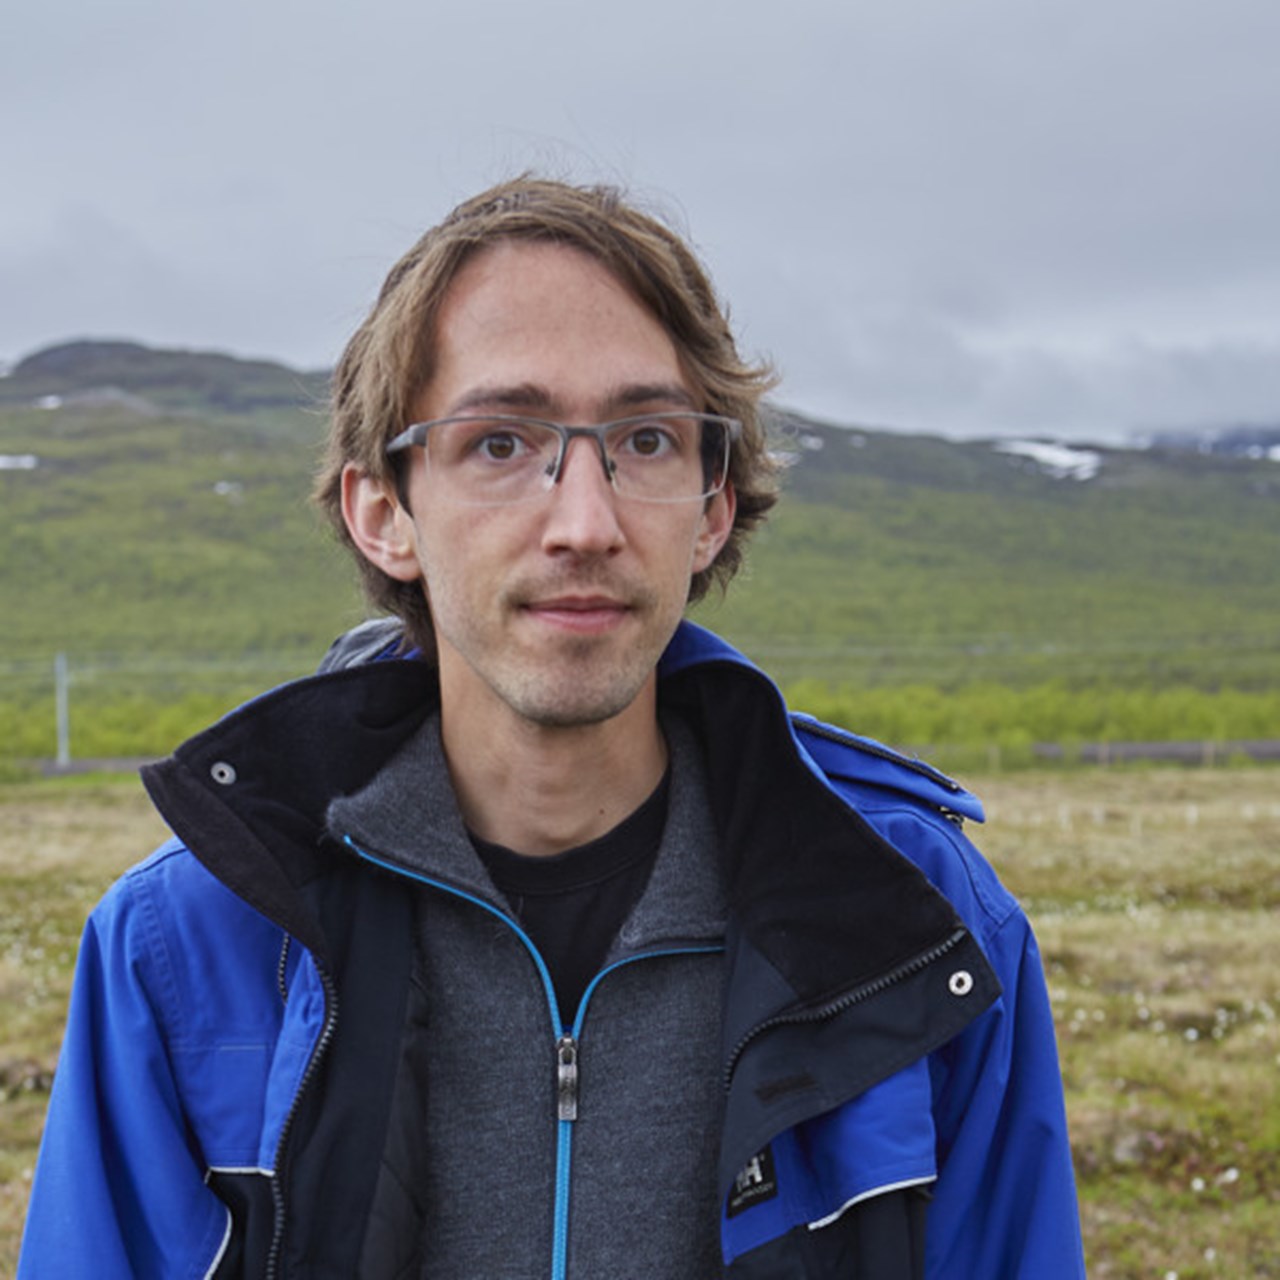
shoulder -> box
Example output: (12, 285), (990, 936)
(96, 836), (268, 937)
(789, 712), (984, 823)
(87, 838), (291, 1029)
(790, 714), (1022, 948)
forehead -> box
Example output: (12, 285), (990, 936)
(417, 240), (694, 418)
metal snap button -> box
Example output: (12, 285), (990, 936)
(948, 970), (974, 997)
(210, 761), (237, 786)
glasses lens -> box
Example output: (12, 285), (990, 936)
(605, 415), (730, 501)
(427, 417), (561, 504)
(411, 413), (733, 505)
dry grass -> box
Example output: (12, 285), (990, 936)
(977, 768), (1280, 1278)
(2, 768), (1278, 1275)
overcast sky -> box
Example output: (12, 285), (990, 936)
(4, 0), (1278, 440)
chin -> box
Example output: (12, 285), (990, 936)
(505, 675), (647, 730)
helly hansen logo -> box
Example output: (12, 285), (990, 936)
(726, 1146), (779, 1218)
(738, 1155), (767, 1190)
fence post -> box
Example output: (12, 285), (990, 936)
(55, 652), (71, 768)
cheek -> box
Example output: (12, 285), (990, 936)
(412, 511), (501, 603)
(659, 521), (718, 593)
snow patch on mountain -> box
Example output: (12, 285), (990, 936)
(995, 439), (1102, 481)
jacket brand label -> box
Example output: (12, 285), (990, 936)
(727, 1146), (779, 1217)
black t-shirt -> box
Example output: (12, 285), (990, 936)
(470, 768), (670, 1028)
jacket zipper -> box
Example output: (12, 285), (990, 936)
(342, 834), (721, 1280)
(556, 1034), (579, 1120)
(265, 960), (340, 1280)
(549, 944), (723, 1278)
(722, 926), (968, 1091)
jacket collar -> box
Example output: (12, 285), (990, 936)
(142, 620), (965, 1004)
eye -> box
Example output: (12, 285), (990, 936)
(476, 430), (523, 461)
(619, 419), (680, 459)
(453, 419), (547, 465)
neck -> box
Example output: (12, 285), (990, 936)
(438, 681), (668, 858)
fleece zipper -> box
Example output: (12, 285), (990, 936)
(342, 835), (722, 1280)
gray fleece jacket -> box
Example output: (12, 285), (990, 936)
(327, 711), (729, 1278)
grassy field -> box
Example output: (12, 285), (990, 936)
(2, 767), (1277, 1275)
(5, 399), (1280, 693)
(5, 397), (1280, 774)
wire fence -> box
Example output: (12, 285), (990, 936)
(0, 652), (319, 766)
(2, 652), (1278, 774)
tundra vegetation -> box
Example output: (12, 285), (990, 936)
(2, 394), (1279, 766)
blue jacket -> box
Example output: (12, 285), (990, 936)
(20, 623), (1085, 1278)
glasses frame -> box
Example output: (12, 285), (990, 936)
(385, 411), (742, 506)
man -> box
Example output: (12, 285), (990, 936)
(21, 178), (1085, 1277)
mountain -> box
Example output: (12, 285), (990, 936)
(704, 407), (1280, 688)
(0, 340), (329, 414)
(2, 344), (1278, 699)
(1140, 423), (1280, 461)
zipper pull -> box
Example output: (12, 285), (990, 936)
(556, 1033), (579, 1121)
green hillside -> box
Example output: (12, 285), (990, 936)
(2, 342), (1278, 762)
(0, 402), (360, 655)
(702, 416), (1280, 690)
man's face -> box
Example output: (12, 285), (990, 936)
(385, 240), (733, 731)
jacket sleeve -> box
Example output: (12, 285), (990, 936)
(925, 907), (1086, 1279)
(18, 868), (232, 1280)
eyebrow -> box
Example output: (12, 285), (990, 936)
(610, 383), (698, 412)
(444, 381), (697, 418)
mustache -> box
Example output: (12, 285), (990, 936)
(506, 568), (660, 611)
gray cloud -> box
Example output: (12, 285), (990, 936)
(4, 0), (1279, 438)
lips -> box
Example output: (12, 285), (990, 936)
(521, 594), (632, 634)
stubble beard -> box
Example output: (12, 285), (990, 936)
(495, 599), (664, 729)
(433, 571), (672, 731)
(502, 665), (646, 728)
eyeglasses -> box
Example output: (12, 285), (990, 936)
(386, 412), (740, 506)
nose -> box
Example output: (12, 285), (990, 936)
(540, 437), (626, 555)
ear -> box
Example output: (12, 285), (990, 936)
(340, 463), (422, 583)
(691, 482), (736, 574)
